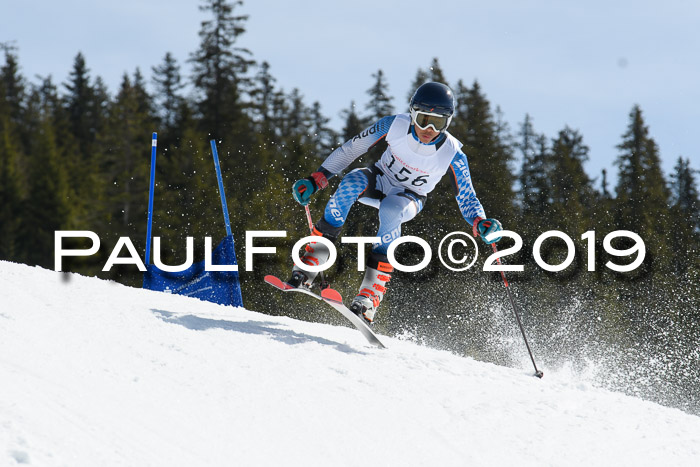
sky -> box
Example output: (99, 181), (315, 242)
(2, 260), (700, 465)
(3, 0), (699, 183)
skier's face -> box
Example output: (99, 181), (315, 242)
(414, 124), (440, 144)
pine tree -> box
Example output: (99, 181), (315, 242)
(0, 123), (23, 260)
(614, 105), (672, 275)
(283, 89), (322, 180)
(670, 157), (699, 230)
(17, 79), (73, 267)
(590, 166), (617, 275)
(63, 53), (98, 157)
(189, 0), (254, 140)
(365, 69), (394, 121)
(517, 115), (551, 224)
(549, 126), (595, 233)
(285, 88), (310, 142)
(516, 125), (553, 275)
(61, 52), (109, 228)
(0, 49), (25, 260)
(668, 157), (700, 276)
(99, 72), (156, 277)
(152, 52), (185, 141)
(340, 101), (365, 141)
(132, 68), (153, 116)
(91, 76), (110, 137)
(615, 106), (670, 224)
(250, 60), (276, 129)
(310, 101), (337, 157)
(452, 80), (515, 221)
(600, 168), (612, 200)
(147, 73), (197, 264)
(0, 44), (25, 127)
(149, 126), (206, 266)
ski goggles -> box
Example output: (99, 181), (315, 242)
(410, 108), (451, 132)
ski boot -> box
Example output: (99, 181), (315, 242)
(287, 220), (339, 289)
(288, 241), (331, 289)
(350, 254), (393, 324)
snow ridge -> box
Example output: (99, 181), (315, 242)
(1, 261), (699, 466)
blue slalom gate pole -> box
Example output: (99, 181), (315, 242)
(210, 139), (232, 237)
(145, 132), (157, 265)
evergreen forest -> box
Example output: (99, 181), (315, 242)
(1, 0), (698, 414)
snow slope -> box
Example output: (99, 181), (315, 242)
(1, 261), (699, 467)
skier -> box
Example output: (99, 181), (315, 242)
(288, 82), (502, 324)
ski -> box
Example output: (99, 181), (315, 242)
(320, 288), (386, 349)
(264, 275), (386, 349)
(264, 274), (322, 300)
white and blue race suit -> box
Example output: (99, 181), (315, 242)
(317, 113), (487, 256)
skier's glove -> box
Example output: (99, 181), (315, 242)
(472, 217), (503, 244)
(292, 171), (328, 206)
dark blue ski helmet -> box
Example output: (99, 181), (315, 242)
(409, 82), (455, 132)
(410, 82), (455, 116)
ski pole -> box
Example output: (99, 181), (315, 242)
(304, 204), (329, 289)
(304, 204), (314, 232)
(491, 243), (544, 378)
